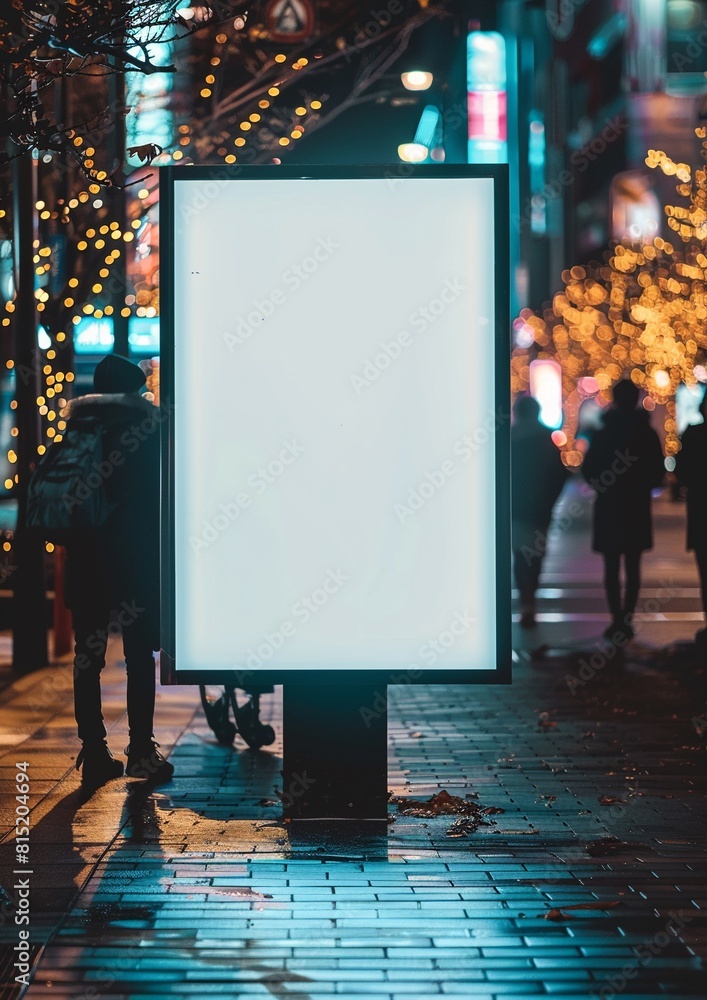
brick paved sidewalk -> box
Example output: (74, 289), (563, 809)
(0, 488), (705, 998)
(0, 630), (705, 999)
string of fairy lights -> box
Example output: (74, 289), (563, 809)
(2, 28), (328, 566)
(1, 157), (148, 563)
(512, 129), (707, 466)
(191, 35), (325, 164)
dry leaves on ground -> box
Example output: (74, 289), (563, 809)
(544, 901), (621, 921)
(391, 789), (506, 837)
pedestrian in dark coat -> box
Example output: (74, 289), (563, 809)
(582, 379), (664, 641)
(674, 392), (707, 650)
(511, 395), (568, 627)
(64, 354), (173, 786)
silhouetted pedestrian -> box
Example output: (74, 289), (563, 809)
(511, 395), (568, 627)
(582, 380), (664, 642)
(64, 354), (173, 786)
(675, 392), (707, 651)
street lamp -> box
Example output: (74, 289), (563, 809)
(401, 71), (434, 91)
(397, 142), (428, 162)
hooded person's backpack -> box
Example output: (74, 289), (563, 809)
(26, 415), (116, 543)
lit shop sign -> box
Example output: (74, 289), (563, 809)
(74, 317), (115, 354)
(128, 315), (160, 354)
(160, 165), (510, 684)
(529, 358), (563, 430)
(467, 30), (507, 164)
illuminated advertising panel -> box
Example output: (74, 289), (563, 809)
(467, 31), (507, 165)
(160, 165), (510, 684)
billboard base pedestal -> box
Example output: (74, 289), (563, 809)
(286, 820), (389, 857)
(283, 682), (387, 820)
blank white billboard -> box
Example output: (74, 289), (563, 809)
(165, 168), (508, 678)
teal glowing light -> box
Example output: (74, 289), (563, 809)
(466, 31), (507, 164)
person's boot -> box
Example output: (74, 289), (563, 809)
(603, 615), (633, 645)
(76, 741), (124, 787)
(621, 613), (635, 640)
(603, 620), (619, 640)
(125, 739), (174, 783)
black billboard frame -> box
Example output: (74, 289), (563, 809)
(159, 163), (511, 687)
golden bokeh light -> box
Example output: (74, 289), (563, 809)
(512, 130), (707, 462)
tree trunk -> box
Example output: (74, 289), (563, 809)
(11, 151), (48, 674)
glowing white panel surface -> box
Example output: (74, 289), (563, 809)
(171, 175), (499, 672)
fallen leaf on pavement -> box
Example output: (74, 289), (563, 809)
(210, 887), (273, 899)
(394, 789), (481, 816)
(544, 901), (621, 920)
(586, 837), (652, 857)
(445, 816), (487, 837)
(537, 711), (556, 730)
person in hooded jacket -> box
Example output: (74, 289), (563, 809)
(674, 392), (707, 652)
(582, 379), (664, 643)
(64, 354), (173, 786)
(511, 395), (568, 628)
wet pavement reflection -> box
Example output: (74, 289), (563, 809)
(0, 492), (705, 997)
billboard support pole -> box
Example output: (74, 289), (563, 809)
(283, 681), (388, 820)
